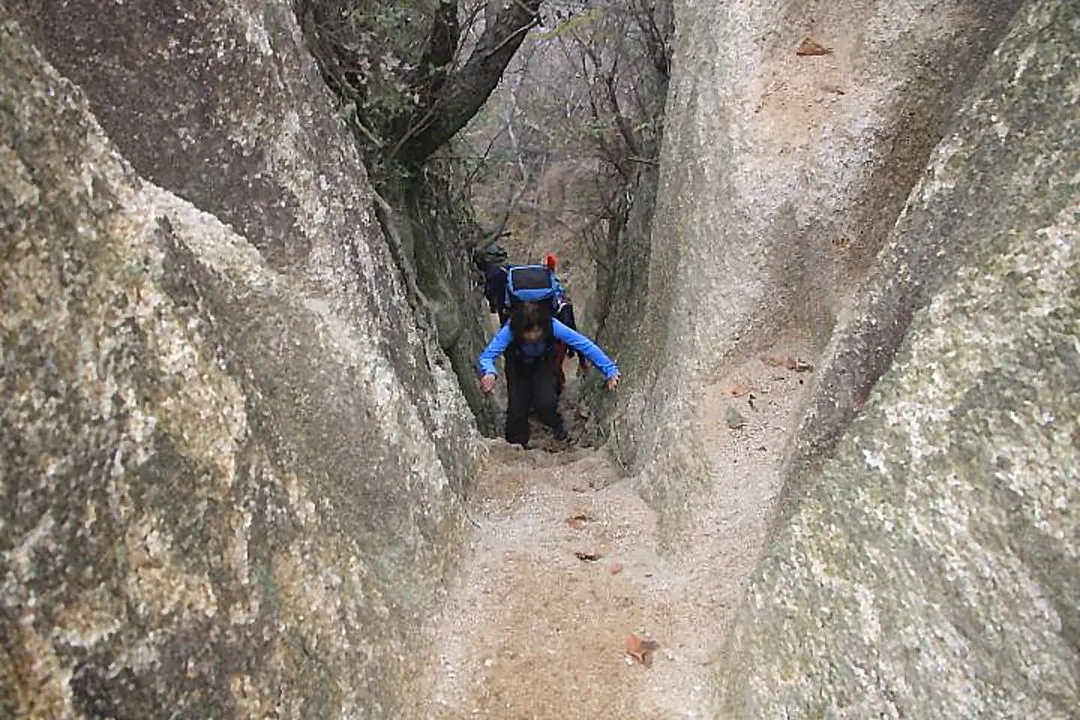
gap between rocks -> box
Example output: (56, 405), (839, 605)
(420, 338), (816, 718)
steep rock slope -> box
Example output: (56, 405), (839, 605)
(604, 0), (1021, 505)
(724, 1), (1079, 715)
(1, 15), (477, 718)
(6, 0), (483, 474)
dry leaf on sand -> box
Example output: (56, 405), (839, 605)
(763, 355), (814, 372)
(721, 383), (752, 397)
(796, 37), (833, 56)
(625, 633), (660, 667)
(566, 514), (593, 530)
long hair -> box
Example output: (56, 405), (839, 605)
(508, 301), (553, 344)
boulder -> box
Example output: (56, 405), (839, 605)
(723, 0), (1079, 714)
(6, 0), (483, 473)
(0, 14), (477, 718)
(602, 0), (1022, 504)
(784, 0), (1080, 491)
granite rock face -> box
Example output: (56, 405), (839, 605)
(388, 178), (500, 437)
(592, 0), (1077, 713)
(784, 0), (1080, 491)
(723, 0), (1079, 715)
(602, 0), (1022, 505)
(6, 0), (483, 479)
(1, 14), (478, 719)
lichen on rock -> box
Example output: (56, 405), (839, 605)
(722, 0), (1080, 714)
(1, 15), (478, 718)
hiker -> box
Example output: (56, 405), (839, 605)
(475, 243), (575, 329)
(478, 299), (620, 448)
(536, 254), (589, 394)
(474, 243), (587, 393)
(475, 240), (514, 324)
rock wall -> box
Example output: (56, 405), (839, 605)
(385, 175), (499, 437)
(724, 1), (1079, 713)
(1, 10), (479, 718)
(602, 0), (1022, 502)
(5, 0), (482, 478)
(594, 0), (1077, 713)
(782, 0), (1080, 492)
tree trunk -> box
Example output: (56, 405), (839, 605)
(392, 0), (542, 166)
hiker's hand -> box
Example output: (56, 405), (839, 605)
(480, 374), (497, 394)
(606, 373), (621, 391)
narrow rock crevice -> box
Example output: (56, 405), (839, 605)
(1, 0), (1076, 717)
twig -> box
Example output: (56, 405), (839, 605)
(351, 114), (385, 148)
(482, 16), (540, 59)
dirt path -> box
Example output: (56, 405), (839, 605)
(422, 344), (813, 718)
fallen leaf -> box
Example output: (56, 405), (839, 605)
(566, 513), (594, 530)
(625, 633), (660, 667)
(625, 633), (645, 661)
(575, 551), (602, 562)
(796, 37), (833, 56)
(609, 563), (624, 575)
(721, 383), (752, 397)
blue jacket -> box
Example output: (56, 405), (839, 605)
(478, 320), (619, 379)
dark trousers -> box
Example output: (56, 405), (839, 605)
(505, 357), (565, 447)
(553, 342), (567, 397)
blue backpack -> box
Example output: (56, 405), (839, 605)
(504, 264), (562, 306)
(485, 264), (580, 361)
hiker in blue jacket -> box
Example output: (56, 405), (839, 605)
(478, 300), (620, 447)
(476, 247), (587, 396)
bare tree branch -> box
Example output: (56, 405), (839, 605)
(409, 0), (461, 111)
(391, 0), (543, 166)
(458, 124), (509, 201)
(487, 53), (533, 242)
(631, 0), (671, 78)
(604, 58), (643, 159)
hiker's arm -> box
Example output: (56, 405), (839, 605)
(555, 300), (578, 357)
(478, 324), (512, 377)
(555, 298), (576, 330)
(552, 321), (618, 380)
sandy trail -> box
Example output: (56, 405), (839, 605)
(422, 344), (813, 718)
